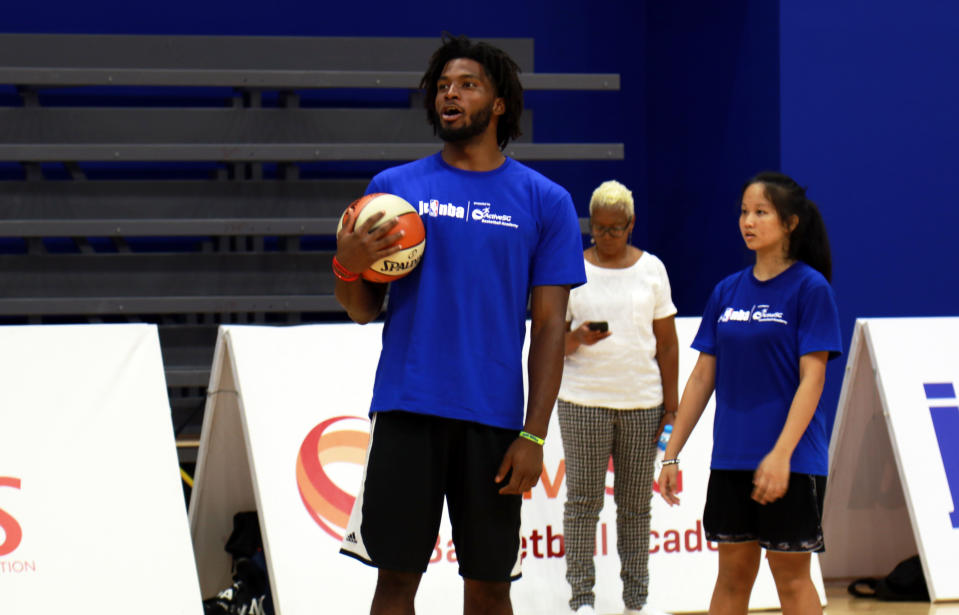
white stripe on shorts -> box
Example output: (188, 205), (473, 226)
(339, 413), (377, 564)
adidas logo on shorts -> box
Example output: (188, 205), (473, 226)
(345, 532), (358, 544)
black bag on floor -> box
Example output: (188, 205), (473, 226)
(847, 555), (929, 601)
(203, 511), (275, 615)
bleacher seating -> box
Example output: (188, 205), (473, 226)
(0, 33), (622, 457)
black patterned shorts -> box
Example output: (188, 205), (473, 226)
(703, 469), (827, 552)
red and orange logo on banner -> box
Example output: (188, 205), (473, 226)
(295, 417), (370, 540)
(0, 476), (23, 557)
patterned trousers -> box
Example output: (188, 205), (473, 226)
(557, 399), (662, 611)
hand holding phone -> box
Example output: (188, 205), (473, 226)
(586, 321), (609, 333)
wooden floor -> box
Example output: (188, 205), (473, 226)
(594, 583), (959, 614)
(721, 582), (957, 614)
(819, 583), (958, 615)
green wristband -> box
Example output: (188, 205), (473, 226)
(518, 430), (545, 446)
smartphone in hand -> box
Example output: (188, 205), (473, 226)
(587, 321), (609, 333)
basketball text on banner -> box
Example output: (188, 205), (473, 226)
(0, 324), (203, 615)
(189, 319), (823, 614)
(823, 318), (959, 602)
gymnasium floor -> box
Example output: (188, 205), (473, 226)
(815, 582), (958, 614)
(815, 582), (959, 614)
(642, 582), (959, 614)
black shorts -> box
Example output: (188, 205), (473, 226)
(703, 469), (827, 553)
(339, 410), (523, 581)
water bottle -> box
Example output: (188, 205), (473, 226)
(657, 424), (673, 457)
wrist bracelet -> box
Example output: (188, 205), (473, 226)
(661, 458), (680, 466)
(518, 430), (545, 446)
(332, 256), (360, 282)
(332, 267), (359, 282)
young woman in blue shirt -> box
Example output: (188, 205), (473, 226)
(658, 172), (842, 615)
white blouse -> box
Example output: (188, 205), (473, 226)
(559, 252), (677, 409)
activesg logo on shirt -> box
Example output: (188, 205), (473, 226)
(469, 201), (518, 228)
(718, 304), (788, 325)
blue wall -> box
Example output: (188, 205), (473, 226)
(644, 2), (781, 315)
(7, 1), (957, 432)
(780, 2), (959, 427)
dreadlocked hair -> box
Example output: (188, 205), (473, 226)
(419, 33), (523, 150)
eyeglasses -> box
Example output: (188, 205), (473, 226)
(590, 220), (632, 238)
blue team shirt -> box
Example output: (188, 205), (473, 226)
(365, 153), (586, 430)
(692, 262), (842, 475)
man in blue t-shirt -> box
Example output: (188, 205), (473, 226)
(334, 34), (586, 614)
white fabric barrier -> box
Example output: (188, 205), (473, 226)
(190, 319), (824, 614)
(0, 324), (203, 615)
(823, 318), (959, 602)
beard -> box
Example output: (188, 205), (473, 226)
(437, 102), (494, 143)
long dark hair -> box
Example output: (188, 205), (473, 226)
(419, 33), (523, 150)
(743, 171), (833, 282)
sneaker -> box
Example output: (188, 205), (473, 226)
(574, 606), (596, 615)
(624, 606), (671, 615)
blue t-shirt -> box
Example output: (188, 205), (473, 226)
(692, 262), (842, 475)
(365, 153), (586, 430)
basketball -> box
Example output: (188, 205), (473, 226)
(337, 193), (426, 283)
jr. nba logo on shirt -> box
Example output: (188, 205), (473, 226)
(719, 307), (751, 323)
(718, 305), (788, 325)
(420, 199), (466, 219)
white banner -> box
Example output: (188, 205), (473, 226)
(0, 324), (203, 615)
(824, 318), (959, 601)
(190, 319), (823, 614)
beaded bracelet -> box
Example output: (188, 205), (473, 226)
(661, 458), (680, 466)
(332, 256), (360, 282)
(518, 430), (545, 446)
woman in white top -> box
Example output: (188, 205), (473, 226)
(558, 180), (679, 615)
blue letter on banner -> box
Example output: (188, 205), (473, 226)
(926, 382), (959, 529)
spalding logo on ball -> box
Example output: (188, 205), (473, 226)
(337, 193), (426, 283)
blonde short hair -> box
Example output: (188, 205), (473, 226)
(589, 180), (634, 219)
